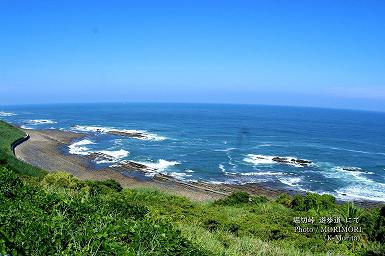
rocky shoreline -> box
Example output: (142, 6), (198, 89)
(13, 128), (383, 207)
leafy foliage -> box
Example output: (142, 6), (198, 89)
(291, 193), (336, 211)
(214, 191), (250, 206)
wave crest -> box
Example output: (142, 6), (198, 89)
(72, 125), (166, 141)
(244, 154), (311, 167)
(0, 111), (16, 117)
(68, 139), (129, 163)
(27, 119), (57, 125)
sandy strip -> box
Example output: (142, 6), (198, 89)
(14, 129), (283, 201)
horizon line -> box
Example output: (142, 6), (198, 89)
(1, 101), (384, 114)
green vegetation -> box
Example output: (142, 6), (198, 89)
(1, 120), (385, 255)
(0, 121), (46, 177)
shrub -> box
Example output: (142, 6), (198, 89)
(251, 195), (269, 204)
(227, 223), (240, 236)
(291, 193), (336, 211)
(269, 229), (287, 240)
(0, 167), (23, 199)
(41, 171), (82, 190)
(204, 219), (220, 232)
(104, 197), (148, 220)
(290, 194), (305, 211)
(276, 193), (292, 207)
(98, 179), (123, 192)
(374, 206), (385, 242)
(215, 192), (250, 206)
(318, 194), (336, 210)
(131, 219), (208, 255)
(84, 180), (116, 196)
(364, 243), (385, 256)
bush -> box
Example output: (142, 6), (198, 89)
(364, 243), (385, 256)
(131, 219), (208, 255)
(215, 192), (250, 206)
(276, 193), (292, 207)
(291, 193), (336, 211)
(41, 171), (82, 190)
(204, 219), (220, 232)
(374, 206), (385, 242)
(0, 167), (23, 199)
(290, 194), (305, 210)
(104, 197), (148, 220)
(251, 195), (269, 204)
(98, 179), (123, 192)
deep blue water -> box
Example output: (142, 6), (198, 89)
(1, 103), (385, 202)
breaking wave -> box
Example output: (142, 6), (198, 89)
(20, 125), (34, 130)
(95, 149), (129, 163)
(27, 119), (57, 125)
(244, 154), (311, 167)
(244, 154), (275, 165)
(335, 182), (385, 202)
(68, 139), (128, 163)
(68, 139), (95, 155)
(279, 177), (302, 187)
(72, 125), (166, 141)
(0, 111), (16, 117)
(137, 159), (180, 172)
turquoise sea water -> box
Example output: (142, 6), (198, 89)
(1, 103), (385, 202)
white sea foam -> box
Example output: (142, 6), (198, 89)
(27, 119), (57, 125)
(315, 163), (385, 202)
(321, 165), (374, 184)
(279, 177), (302, 187)
(68, 139), (128, 163)
(208, 180), (225, 185)
(224, 177), (269, 185)
(255, 143), (273, 148)
(68, 139), (95, 155)
(168, 172), (193, 179)
(185, 169), (194, 173)
(219, 164), (239, 176)
(244, 154), (310, 167)
(239, 171), (283, 176)
(214, 147), (236, 152)
(244, 154), (276, 165)
(95, 149), (129, 163)
(137, 159), (180, 172)
(20, 125), (33, 130)
(122, 159), (186, 180)
(336, 183), (385, 202)
(72, 125), (166, 141)
(0, 111), (16, 117)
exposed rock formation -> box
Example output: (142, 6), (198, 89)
(272, 157), (312, 167)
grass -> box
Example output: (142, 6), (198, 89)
(1, 121), (384, 255)
(0, 120), (46, 177)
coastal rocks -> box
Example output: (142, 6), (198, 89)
(88, 152), (115, 163)
(272, 157), (312, 167)
(71, 125), (166, 141)
(108, 130), (148, 140)
(112, 160), (156, 172)
(342, 167), (362, 172)
(244, 154), (312, 167)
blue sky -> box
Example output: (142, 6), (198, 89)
(1, 1), (385, 111)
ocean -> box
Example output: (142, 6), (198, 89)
(1, 103), (385, 202)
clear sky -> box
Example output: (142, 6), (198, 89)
(1, 1), (385, 111)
